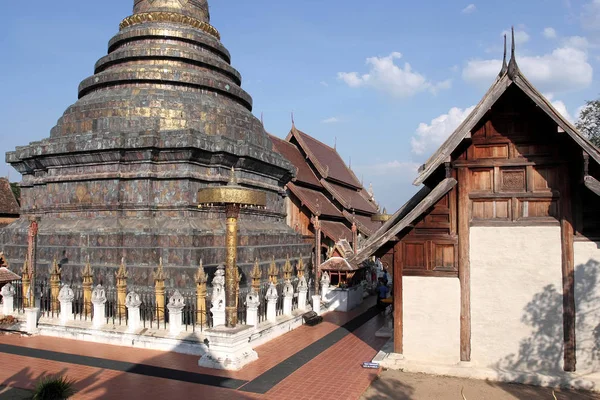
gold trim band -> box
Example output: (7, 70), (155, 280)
(197, 187), (266, 207)
(120, 12), (220, 40)
(371, 214), (392, 222)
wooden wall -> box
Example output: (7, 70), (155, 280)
(286, 196), (314, 237)
(400, 190), (458, 277)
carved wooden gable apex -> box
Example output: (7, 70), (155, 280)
(413, 26), (600, 187)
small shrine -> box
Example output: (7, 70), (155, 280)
(319, 257), (367, 313)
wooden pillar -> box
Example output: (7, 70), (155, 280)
(352, 221), (358, 254)
(457, 167), (471, 362)
(82, 257), (94, 315)
(49, 258), (62, 313)
(21, 256), (31, 308)
(225, 204), (241, 328)
(311, 214), (322, 295)
(195, 260), (208, 326)
(115, 258), (128, 318)
(393, 242), (403, 354)
(154, 258), (166, 323)
(561, 164), (576, 372)
(27, 217), (39, 307)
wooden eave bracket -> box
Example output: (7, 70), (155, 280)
(584, 175), (600, 197)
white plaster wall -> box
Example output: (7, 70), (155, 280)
(403, 276), (461, 364)
(470, 226), (564, 374)
(574, 241), (600, 374)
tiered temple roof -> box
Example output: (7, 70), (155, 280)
(270, 126), (380, 245)
(0, 179), (19, 228)
(2, 0), (311, 283)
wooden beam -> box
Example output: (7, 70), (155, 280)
(561, 166), (576, 372)
(457, 167), (471, 362)
(393, 242), (403, 354)
(584, 175), (600, 197)
(353, 178), (457, 264)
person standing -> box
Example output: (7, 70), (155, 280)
(376, 278), (390, 310)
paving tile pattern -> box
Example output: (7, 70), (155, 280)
(0, 299), (387, 399)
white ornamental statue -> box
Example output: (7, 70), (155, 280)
(91, 285), (107, 305)
(246, 290), (260, 309)
(211, 266), (226, 308)
(321, 271), (330, 286)
(1, 283), (16, 316)
(125, 291), (142, 332)
(283, 281), (294, 298)
(266, 282), (278, 323)
(126, 291), (142, 308)
(168, 290), (185, 311)
(1, 283), (15, 298)
(210, 265), (226, 326)
(297, 275), (308, 291)
(91, 284), (107, 328)
(266, 282), (278, 301)
(58, 284), (75, 303)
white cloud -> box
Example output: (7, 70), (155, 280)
(322, 117), (340, 124)
(543, 27), (557, 39)
(502, 29), (530, 45)
(551, 100), (574, 122)
(582, 0), (600, 31)
(410, 106), (476, 155)
(563, 36), (590, 49)
(338, 52), (452, 98)
(320, 81), (329, 87)
(354, 161), (421, 211)
(462, 4), (476, 14)
(463, 46), (593, 93)
(544, 93), (575, 122)
(355, 160), (420, 176)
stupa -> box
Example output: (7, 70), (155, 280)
(2, 0), (311, 287)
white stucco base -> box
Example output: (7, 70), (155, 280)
(376, 339), (600, 392)
(1, 306), (320, 371)
(574, 240), (600, 375)
(326, 286), (364, 312)
(403, 276), (461, 364)
(470, 226), (564, 375)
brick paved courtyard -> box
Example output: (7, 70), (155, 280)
(0, 298), (388, 399)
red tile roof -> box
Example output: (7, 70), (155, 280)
(320, 221), (353, 242)
(343, 211), (382, 236)
(319, 257), (360, 272)
(269, 135), (322, 188)
(287, 183), (343, 218)
(0, 267), (20, 284)
(289, 127), (362, 188)
(0, 178), (19, 216)
(322, 180), (378, 214)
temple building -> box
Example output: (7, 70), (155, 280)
(269, 126), (381, 260)
(0, 178), (19, 228)
(354, 36), (600, 382)
(1, 0), (311, 286)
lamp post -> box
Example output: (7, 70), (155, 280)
(310, 213), (321, 296)
(197, 167), (266, 328)
(371, 208), (391, 224)
(27, 216), (40, 308)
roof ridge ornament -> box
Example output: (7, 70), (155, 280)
(499, 34), (508, 77)
(507, 27), (520, 80)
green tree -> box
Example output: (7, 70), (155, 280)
(10, 182), (20, 205)
(576, 98), (600, 148)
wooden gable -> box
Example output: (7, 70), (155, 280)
(451, 85), (582, 226)
(401, 190), (458, 277)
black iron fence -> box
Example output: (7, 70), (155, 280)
(7, 279), (304, 330)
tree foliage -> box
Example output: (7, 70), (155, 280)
(10, 182), (20, 205)
(576, 98), (600, 148)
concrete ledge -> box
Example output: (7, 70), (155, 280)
(374, 340), (600, 393)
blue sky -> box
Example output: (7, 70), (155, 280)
(1, 0), (598, 211)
